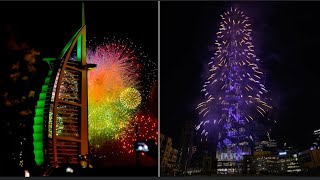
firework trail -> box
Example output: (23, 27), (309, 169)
(87, 38), (142, 147)
(119, 113), (158, 154)
(85, 37), (157, 166)
(88, 39), (140, 102)
(90, 113), (158, 167)
(196, 7), (272, 161)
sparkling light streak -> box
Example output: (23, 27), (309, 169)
(87, 37), (157, 155)
(48, 112), (64, 138)
(196, 7), (272, 161)
(119, 113), (158, 154)
(87, 39), (141, 146)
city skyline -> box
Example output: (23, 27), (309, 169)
(161, 1), (320, 150)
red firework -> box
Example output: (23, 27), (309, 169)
(120, 113), (158, 154)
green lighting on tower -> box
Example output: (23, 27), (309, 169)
(33, 1), (87, 166)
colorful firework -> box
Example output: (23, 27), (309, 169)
(87, 38), (141, 146)
(88, 37), (154, 147)
(119, 113), (158, 154)
(90, 37), (158, 112)
(88, 100), (134, 147)
(196, 7), (272, 161)
(87, 39), (140, 103)
(120, 87), (142, 109)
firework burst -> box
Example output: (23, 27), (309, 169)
(88, 39), (141, 103)
(196, 7), (272, 160)
(120, 87), (142, 109)
(119, 113), (158, 154)
(87, 38), (142, 146)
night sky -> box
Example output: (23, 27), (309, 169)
(0, 1), (157, 59)
(161, 1), (320, 150)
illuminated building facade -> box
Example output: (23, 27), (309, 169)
(216, 160), (243, 174)
(312, 129), (320, 150)
(299, 149), (320, 174)
(250, 143), (302, 175)
(277, 150), (301, 174)
(187, 140), (214, 175)
(298, 130), (320, 175)
(33, 3), (94, 167)
(250, 140), (279, 174)
(241, 140), (302, 175)
(185, 154), (212, 176)
(252, 151), (279, 174)
(216, 141), (252, 174)
(196, 7), (272, 175)
(242, 155), (253, 174)
(178, 120), (194, 173)
(254, 140), (277, 152)
(188, 155), (212, 175)
(160, 133), (179, 176)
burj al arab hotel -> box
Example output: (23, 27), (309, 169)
(32, 2), (95, 167)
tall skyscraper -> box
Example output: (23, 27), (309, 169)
(178, 120), (194, 173)
(33, 2), (94, 167)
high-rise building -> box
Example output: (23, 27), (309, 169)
(312, 129), (320, 149)
(250, 142), (302, 175)
(196, 7), (272, 174)
(250, 138), (277, 174)
(177, 120), (194, 173)
(186, 139), (215, 175)
(160, 134), (179, 176)
(186, 153), (212, 175)
(254, 140), (277, 152)
(32, 2), (95, 168)
(299, 149), (320, 175)
(252, 151), (279, 174)
(277, 150), (301, 174)
(216, 140), (252, 174)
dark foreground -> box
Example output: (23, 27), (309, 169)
(50, 167), (158, 176)
(0, 167), (158, 177)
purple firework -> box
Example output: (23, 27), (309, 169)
(196, 7), (272, 161)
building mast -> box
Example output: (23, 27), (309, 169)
(80, 0), (89, 158)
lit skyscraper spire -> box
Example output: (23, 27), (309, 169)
(196, 6), (272, 164)
(33, 1), (91, 166)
